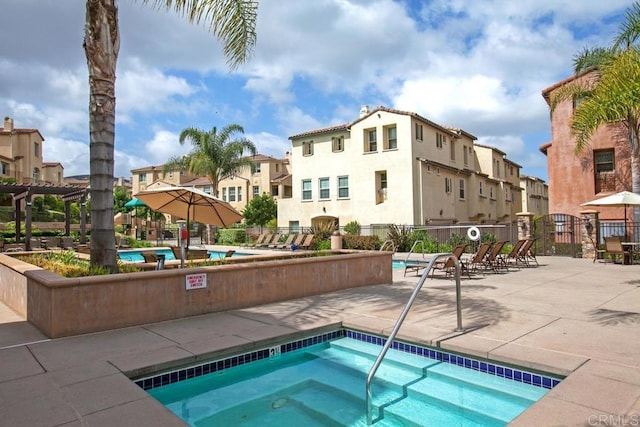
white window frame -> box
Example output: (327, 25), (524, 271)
(458, 179), (466, 200)
(229, 187), (236, 202)
(332, 136), (344, 152)
(445, 177), (452, 194)
(302, 179), (312, 200)
(338, 176), (349, 198)
(303, 141), (313, 156)
(415, 123), (423, 141)
(319, 177), (330, 200)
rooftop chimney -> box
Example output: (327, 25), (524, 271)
(359, 105), (370, 117)
(3, 116), (14, 132)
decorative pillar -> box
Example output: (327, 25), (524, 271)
(580, 209), (599, 260)
(516, 212), (533, 241)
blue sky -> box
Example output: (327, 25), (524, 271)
(0, 0), (633, 181)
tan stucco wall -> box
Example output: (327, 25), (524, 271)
(3, 251), (392, 338)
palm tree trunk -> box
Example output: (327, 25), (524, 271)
(84, 0), (119, 272)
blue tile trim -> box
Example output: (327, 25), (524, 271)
(343, 329), (563, 390)
(134, 328), (562, 392)
(134, 329), (345, 391)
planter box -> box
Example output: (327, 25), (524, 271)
(0, 251), (392, 338)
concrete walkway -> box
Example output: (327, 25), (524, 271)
(0, 255), (638, 426)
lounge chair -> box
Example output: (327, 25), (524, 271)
(141, 251), (158, 263)
(271, 233), (295, 249)
(217, 249), (236, 260)
(299, 234), (315, 250)
(463, 242), (492, 275)
(602, 236), (631, 265)
(483, 241), (508, 272)
(430, 244), (470, 278)
(242, 233), (268, 248)
(257, 233), (280, 248)
(282, 233), (306, 250)
(516, 238), (538, 267)
(504, 239), (526, 267)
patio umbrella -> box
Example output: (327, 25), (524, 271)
(124, 197), (146, 208)
(134, 186), (243, 247)
(581, 190), (640, 237)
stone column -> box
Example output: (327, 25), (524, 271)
(516, 212), (534, 241)
(580, 209), (599, 260)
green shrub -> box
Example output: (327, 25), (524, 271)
(343, 220), (361, 235)
(343, 235), (381, 250)
(218, 228), (245, 244)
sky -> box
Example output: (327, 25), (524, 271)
(0, 0), (634, 182)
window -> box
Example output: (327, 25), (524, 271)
(595, 150), (614, 172)
(289, 221), (300, 233)
(505, 188), (510, 201)
(237, 187), (242, 202)
(275, 163), (279, 172)
(385, 126), (397, 150)
(302, 179), (312, 200)
(463, 146), (469, 166)
(139, 173), (147, 183)
(365, 128), (377, 152)
(450, 139), (456, 161)
(253, 186), (260, 198)
(479, 182), (484, 196)
(303, 141), (313, 156)
(229, 187), (236, 202)
(319, 177), (330, 199)
(445, 177), (452, 194)
(1, 162), (7, 175)
(203, 185), (211, 194)
(34, 142), (39, 158)
(255, 163), (261, 173)
(32, 167), (39, 182)
(489, 186), (494, 199)
(458, 179), (466, 199)
(595, 149), (615, 193)
(168, 171), (174, 179)
(332, 136), (344, 152)
(271, 185), (279, 196)
(222, 188), (227, 201)
(436, 132), (445, 149)
(376, 171), (387, 204)
(338, 176), (349, 198)
(415, 123), (423, 141)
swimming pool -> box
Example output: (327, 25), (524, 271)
(138, 329), (560, 426)
(118, 248), (248, 262)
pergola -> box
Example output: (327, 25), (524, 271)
(0, 183), (89, 250)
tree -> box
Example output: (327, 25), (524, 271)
(163, 124), (257, 197)
(242, 193), (277, 227)
(84, 0), (257, 273)
(113, 185), (129, 214)
(549, 1), (640, 224)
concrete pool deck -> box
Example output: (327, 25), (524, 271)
(0, 254), (638, 426)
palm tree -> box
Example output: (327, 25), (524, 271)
(84, 0), (257, 272)
(163, 124), (257, 197)
(549, 1), (640, 224)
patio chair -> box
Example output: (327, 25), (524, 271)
(257, 233), (280, 248)
(270, 233), (295, 249)
(483, 241), (508, 273)
(463, 242), (492, 275)
(282, 233), (306, 250)
(504, 239), (526, 267)
(299, 234), (315, 250)
(602, 236), (631, 265)
(141, 251), (158, 263)
(242, 232), (268, 248)
(516, 238), (539, 267)
(430, 243), (470, 279)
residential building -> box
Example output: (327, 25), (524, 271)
(541, 69), (630, 221)
(277, 105), (524, 230)
(520, 175), (549, 217)
(132, 154), (292, 222)
(0, 116), (46, 184)
(42, 162), (64, 185)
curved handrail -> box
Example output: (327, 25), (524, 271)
(365, 252), (462, 425)
(379, 240), (396, 252)
(403, 240), (426, 262)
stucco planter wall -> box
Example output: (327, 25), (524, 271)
(0, 251), (392, 338)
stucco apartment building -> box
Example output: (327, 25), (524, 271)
(277, 105), (526, 230)
(541, 69), (630, 222)
(131, 154), (292, 221)
(0, 116), (63, 185)
(520, 174), (549, 217)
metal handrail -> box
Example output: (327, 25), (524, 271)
(365, 252), (464, 425)
(403, 240), (426, 263)
(379, 240), (396, 252)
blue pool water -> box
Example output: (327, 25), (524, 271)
(118, 248), (247, 262)
(140, 330), (559, 426)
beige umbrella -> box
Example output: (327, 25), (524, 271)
(135, 186), (243, 247)
(581, 190), (640, 237)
